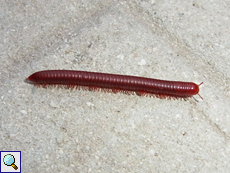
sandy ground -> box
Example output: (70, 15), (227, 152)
(1, 0), (230, 172)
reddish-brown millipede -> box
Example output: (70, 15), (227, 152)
(26, 70), (203, 100)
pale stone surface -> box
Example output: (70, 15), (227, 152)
(1, 0), (230, 172)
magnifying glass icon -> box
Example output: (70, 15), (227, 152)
(3, 154), (18, 170)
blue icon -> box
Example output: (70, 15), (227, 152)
(3, 154), (18, 170)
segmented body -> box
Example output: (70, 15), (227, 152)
(26, 70), (202, 99)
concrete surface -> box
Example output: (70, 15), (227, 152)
(1, 0), (230, 172)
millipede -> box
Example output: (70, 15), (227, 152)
(25, 70), (203, 100)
